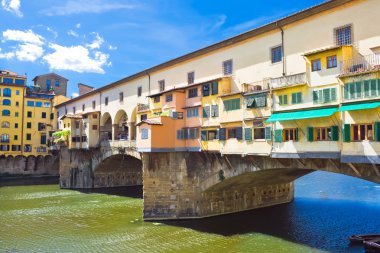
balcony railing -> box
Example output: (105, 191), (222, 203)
(340, 54), (380, 76)
(243, 79), (270, 92)
(269, 72), (307, 89)
(137, 103), (150, 112)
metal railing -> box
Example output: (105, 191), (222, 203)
(243, 79), (270, 92)
(269, 72), (307, 89)
(340, 54), (380, 76)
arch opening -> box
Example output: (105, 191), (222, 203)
(100, 113), (112, 141)
(114, 110), (128, 141)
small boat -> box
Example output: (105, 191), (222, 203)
(349, 234), (380, 244)
(364, 239), (380, 252)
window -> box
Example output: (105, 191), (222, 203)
(54, 80), (59, 87)
(165, 94), (173, 102)
(35, 102), (42, 107)
(42, 112), (46, 118)
(312, 59), (321, 71)
(119, 92), (124, 102)
(188, 88), (198, 98)
(1, 121), (10, 128)
(343, 80), (380, 101)
(203, 106), (210, 118)
(140, 114), (148, 121)
(352, 124), (374, 141)
(254, 128), (265, 140)
(227, 127), (243, 140)
(2, 99), (10, 106)
(223, 59), (233, 76)
(327, 55), (337, 69)
(15, 123), (18, 128)
(41, 135), (47, 145)
(211, 81), (218, 95)
(2, 110), (10, 116)
(246, 95), (267, 108)
(284, 128), (298, 141)
(38, 123), (46, 131)
(313, 87), (337, 104)
(92, 114), (97, 119)
(82, 136), (88, 142)
(15, 112), (19, 117)
(12, 145), (20, 151)
(188, 71), (195, 84)
(46, 79), (51, 91)
(211, 105), (219, 117)
(105, 97), (108, 106)
(1, 145), (9, 151)
(186, 108), (198, 118)
(278, 95), (288, 105)
(1, 134), (9, 142)
(16, 90), (20, 95)
(207, 130), (218, 140)
(24, 145), (32, 152)
(202, 84), (210, 97)
(291, 92), (302, 104)
(65, 109), (67, 114)
(335, 24), (352, 46)
(26, 133), (31, 140)
(3, 78), (12, 84)
(271, 46), (282, 63)
(27, 101), (34, 107)
(224, 98), (240, 111)
(137, 86), (142, 97)
(75, 121), (80, 129)
(92, 125), (98, 130)
(16, 101), (19, 106)
(141, 128), (149, 139)
(15, 79), (25, 85)
(3, 88), (11, 97)
(314, 127), (331, 141)
(27, 111), (32, 118)
(177, 128), (199, 140)
(73, 107), (76, 114)
(153, 96), (160, 103)
(158, 80), (165, 92)
(14, 135), (18, 140)
(27, 122), (32, 128)
(92, 101), (96, 109)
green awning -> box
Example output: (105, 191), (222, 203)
(338, 101), (380, 112)
(266, 107), (337, 122)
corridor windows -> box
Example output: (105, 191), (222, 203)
(187, 71), (194, 85)
(137, 86), (142, 97)
(158, 80), (165, 92)
(334, 24), (352, 46)
(352, 123), (374, 141)
(105, 97), (108, 106)
(92, 100), (96, 109)
(271, 46), (282, 63)
(119, 92), (124, 102)
(223, 59), (233, 76)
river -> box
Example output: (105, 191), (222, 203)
(0, 171), (379, 253)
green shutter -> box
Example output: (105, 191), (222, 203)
(349, 83), (355, 99)
(307, 127), (314, 142)
(313, 91), (318, 103)
(298, 93), (302, 103)
(374, 122), (380, 142)
(201, 130), (207, 141)
(279, 95), (283, 105)
(236, 127), (243, 140)
(265, 126), (272, 140)
(203, 106), (210, 118)
(343, 84), (349, 100)
(331, 126), (339, 141)
(274, 129), (283, 143)
(219, 128), (226, 141)
(364, 80), (370, 97)
(331, 88), (337, 102)
(318, 90), (323, 103)
(343, 124), (350, 142)
(371, 79), (377, 97)
(295, 128), (299, 141)
(244, 128), (252, 141)
(355, 81), (362, 99)
(323, 89), (330, 103)
(377, 79), (380, 96)
(283, 95), (288, 105)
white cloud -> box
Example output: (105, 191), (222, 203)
(2, 29), (44, 45)
(86, 33), (104, 49)
(43, 43), (110, 74)
(0, 48), (15, 59)
(67, 30), (79, 37)
(15, 43), (44, 61)
(1, 0), (22, 17)
(72, 92), (79, 98)
(76, 23), (81, 29)
(46, 27), (58, 39)
(41, 0), (138, 16)
(108, 45), (117, 50)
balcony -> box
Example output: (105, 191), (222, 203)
(137, 103), (150, 112)
(340, 54), (380, 76)
(269, 73), (307, 90)
(243, 79), (270, 93)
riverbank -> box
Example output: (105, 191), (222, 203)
(0, 174), (59, 186)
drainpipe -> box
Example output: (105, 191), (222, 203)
(279, 25), (286, 76)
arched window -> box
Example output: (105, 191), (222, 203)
(1, 121), (10, 128)
(1, 134), (9, 142)
(2, 110), (10, 116)
(3, 88), (11, 97)
(2, 99), (11, 106)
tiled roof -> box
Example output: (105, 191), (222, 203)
(136, 119), (163, 126)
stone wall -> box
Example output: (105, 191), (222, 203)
(0, 155), (59, 176)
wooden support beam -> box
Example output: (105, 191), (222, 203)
(372, 164), (380, 178)
(348, 162), (361, 177)
(224, 155), (234, 171)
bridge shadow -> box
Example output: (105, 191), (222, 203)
(75, 185), (143, 199)
(0, 175), (59, 187)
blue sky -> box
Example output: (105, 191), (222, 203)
(0, 0), (324, 97)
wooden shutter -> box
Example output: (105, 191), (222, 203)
(219, 128), (226, 140)
(331, 88), (337, 102)
(244, 128), (252, 141)
(371, 79), (377, 96)
(323, 89), (330, 103)
(211, 81), (218, 95)
(274, 129), (283, 143)
(374, 122), (380, 141)
(331, 126), (339, 141)
(307, 127), (314, 142)
(355, 81), (362, 98)
(295, 128), (299, 141)
(313, 91), (318, 103)
(343, 124), (350, 142)
(203, 106), (210, 118)
(265, 126), (272, 140)
(364, 80), (370, 97)
(291, 93), (296, 104)
(202, 84), (210, 96)
(284, 95), (288, 104)
(201, 130), (207, 141)
(343, 84), (349, 100)
(236, 127), (243, 140)
(279, 95), (283, 105)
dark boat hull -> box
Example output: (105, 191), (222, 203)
(349, 235), (380, 244)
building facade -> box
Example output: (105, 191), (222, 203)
(55, 0), (380, 165)
(32, 73), (68, 97)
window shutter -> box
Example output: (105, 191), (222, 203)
(343, 84), (349, 100)
(236, 127), (243, 140)
(323, 89), (330, 103)
(201, 130), (207, 141)
(265, 126), (272, 140)
(295, 128), (299, 141)
(331, 88), (337, 102)
(291, 93), (296, 104)
(376, 79), (380, 96)
(203, 106), (210, 118)
(371, 79), (377, 97)
(202, 84), (210, 96)
(284, 95), (288, 104)
(216, 129), (219, 140)
(331, 126), (339, 141)
(374, 122), (380, 142)
(343, 124), (350, 142)
(211, 81), (218, 95)
(364, 80), (370, 97)
(274, 129), (282, 143)
(355, 81), (362, 98)
(244, 128), (252, 141)
(313, 91), (318, 103)
(219, 128), (226, 141)
(307, 127), (314, 142)
(279, 95), (283, 105)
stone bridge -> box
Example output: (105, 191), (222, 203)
(60, 146), (380, 220)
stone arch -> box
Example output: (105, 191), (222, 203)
(114, 109), (128, 140)
(93, 154), (143, 188)
(26, 155), (36, 171)
(100, 112), (112, 141)
(35, 155), (45, 171)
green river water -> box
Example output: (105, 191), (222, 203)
(0, 184), (322, 253)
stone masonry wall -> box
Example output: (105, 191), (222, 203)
(0, 155), (59, 176)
